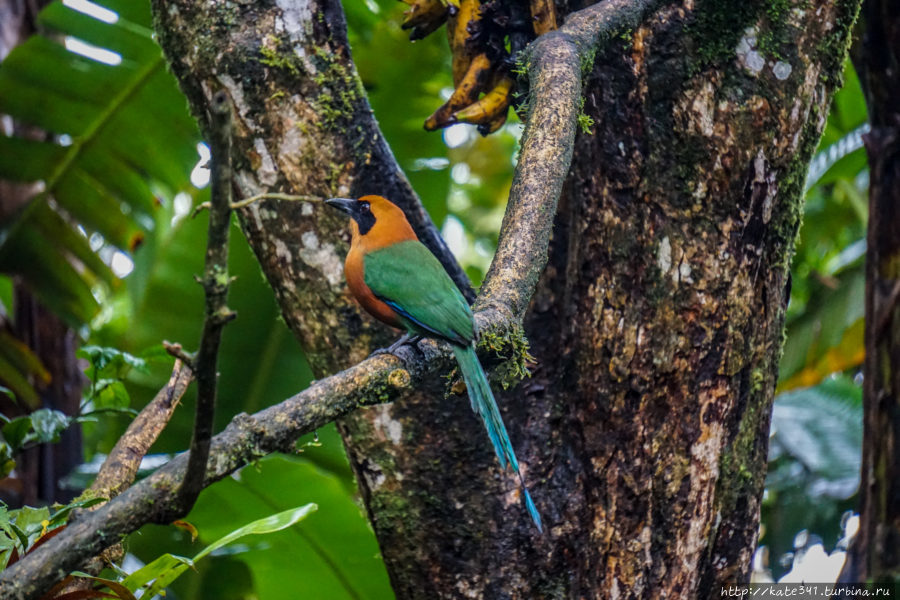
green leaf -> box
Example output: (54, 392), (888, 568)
(780, 263), (865, 387)
(0, 354), (39, 409)
(139, 503), (317, 598)
(28, 408), (71, 444)
(2, 416), (33, 450)
(12, 505), (50, 545)
(7, 523), (29, 552)
(119, 554), (193, 592)
(128, 456), (394, 600)
(0, 0), (200, 328)
(79, 345), (148, 380)
(47, 497), (107, 527)
(195, 504), (318, 561)
(769, 375), (862, 499)
(0, 443), (15, 478)
(93, 379), (131, 410)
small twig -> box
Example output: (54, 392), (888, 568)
(177, 90), (236, 514)
(162, 341), (195, 369)
(191, 193), (323, 218)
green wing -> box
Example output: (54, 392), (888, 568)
(364, 240), (474, 345)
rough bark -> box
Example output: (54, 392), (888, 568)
(150, 0), (856, 598)
(843, 0), (900, 583)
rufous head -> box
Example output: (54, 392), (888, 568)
(325, 195), (417, 246)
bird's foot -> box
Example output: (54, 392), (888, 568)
(371, 334), (423, 358)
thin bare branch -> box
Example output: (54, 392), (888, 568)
(176, 90), (236, 513)
(191, 193), (324, 218)
(162, 341), (194, 369)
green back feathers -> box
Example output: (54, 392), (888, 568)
(363, 240), (473, 346)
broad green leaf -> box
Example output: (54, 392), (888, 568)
(79, 345), (148, 381)
(7, 523), (29, 551)
(0, 332), (50, 385)
(127, 456), (393, 600)
(131, 456), (393, 600)
(0, 0), (199, 329)
(12, 505), (50, 546)
(92, 379), (131, 409)
(119, 554), (192, 592)
(140, 503), (317, 598)
(0, 200), (112, 328)
(0, 354), (39, 409)
(194, 504), (318, 561)
(28, 408), (71, 444)
(2, 416), (33, 450)
(1, 409), (72, 449)
(770, 375), (862, 499)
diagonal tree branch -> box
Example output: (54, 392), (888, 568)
(0, 1), (657, 598)
(89, 361), (192, 500)
(479, 0), (660, 319)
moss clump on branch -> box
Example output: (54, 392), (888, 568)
(478, 321), (535, 390)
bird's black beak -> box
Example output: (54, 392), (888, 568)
(325, 198), (357, 217)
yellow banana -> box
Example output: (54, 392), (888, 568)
(448, 0), (481, 86)
(425, 53), (492, 130)
(400, 0), (449, 41)
(450, 75), (513, 128)
(529, 0), (557, 35)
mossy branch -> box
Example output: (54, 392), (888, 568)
(478, 0), (661, 319)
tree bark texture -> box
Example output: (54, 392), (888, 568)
(152, 0), (859, 598)
(843, 0), (900, 584)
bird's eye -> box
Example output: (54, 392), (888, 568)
(360, 202), (370, 213)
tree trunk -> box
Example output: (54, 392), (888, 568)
(151, 0), (859, 597)
(843, 0), (900, 583)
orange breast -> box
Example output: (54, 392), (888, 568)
(345, 246), (404, 329)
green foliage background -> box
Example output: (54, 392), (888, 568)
(0, 0), (870, 593)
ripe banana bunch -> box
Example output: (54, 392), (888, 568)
(398, 0), (557, 136)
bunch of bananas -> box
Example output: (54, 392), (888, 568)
(398, 0), (557, 135)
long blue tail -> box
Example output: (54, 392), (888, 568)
(452, 344), (542, 532)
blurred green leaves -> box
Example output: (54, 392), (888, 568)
(0, 496), (105, 568)
(0, 330), (50, 409)
(780, 59), (869, 391)
(0, 0), (199, 328)
(762, 57), (869, 577)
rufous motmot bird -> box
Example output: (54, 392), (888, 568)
(325, 194), (542, 531)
